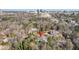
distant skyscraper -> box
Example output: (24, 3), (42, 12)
(0, 9), (2, 15)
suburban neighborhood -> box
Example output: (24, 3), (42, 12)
(0, 9), (79, 50)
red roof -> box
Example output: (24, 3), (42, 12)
(37, 32), (44, 37)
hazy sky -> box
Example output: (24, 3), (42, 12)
(0, 0), (79, 9)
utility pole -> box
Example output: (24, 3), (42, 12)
(0, 9), (3, 21)
(37, 9), (40, 20)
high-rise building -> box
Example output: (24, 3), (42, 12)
(0, 9), (2, 15)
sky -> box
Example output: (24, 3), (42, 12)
(0, 0), (79, 9)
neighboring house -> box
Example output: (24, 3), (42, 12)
(39, 13), (52, 18)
